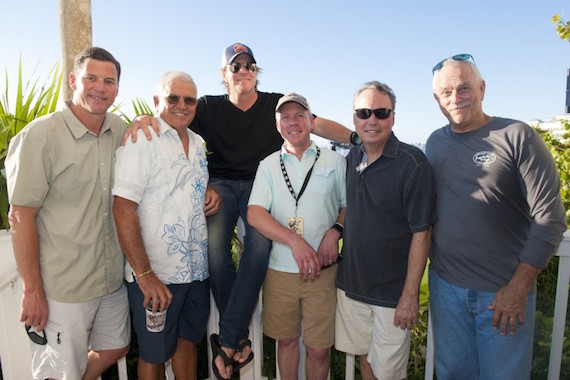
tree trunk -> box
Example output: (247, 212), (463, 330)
(59, 0), (92, 101)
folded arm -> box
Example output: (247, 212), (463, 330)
(316, 208), (346, 267)
(247, 204), (320, 279)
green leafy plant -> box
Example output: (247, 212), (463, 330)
(532, 122), (570, 380)
(534, 122), (570, 224)
(114, 97), (155, 125)
(408, 268), (430, 379)
(0, 58), (63, 229)
(552, 14), (570, 42)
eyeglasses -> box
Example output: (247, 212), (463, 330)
(165, 95), (197, 106)
(432, 54), (476, 74)
(228, 62), (257, 73)
(26, 325), (47, 345)
(354, 108), (393, 120)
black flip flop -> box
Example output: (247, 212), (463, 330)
(233, 338), (254, 373)
(210, 333), (233, 380)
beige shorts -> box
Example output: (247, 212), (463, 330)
(263, 266), (337, 348)
(29, 284), (130, 379)
(335, 289), (409, 380)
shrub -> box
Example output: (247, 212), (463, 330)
(0, 58), (63, 229)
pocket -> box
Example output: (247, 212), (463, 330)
(311, 167), (336, 194)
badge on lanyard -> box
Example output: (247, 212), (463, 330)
(280, 147), (321, 232)
(287, 216), (304, 236)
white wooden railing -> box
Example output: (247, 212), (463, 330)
(1, 231), (569, 379)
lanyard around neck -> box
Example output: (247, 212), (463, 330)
(280, 146), (321, 210)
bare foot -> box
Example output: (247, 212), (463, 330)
(210, 334), (234, 379)
(234, 339), (253, 364)
(216, 346), (235, 378)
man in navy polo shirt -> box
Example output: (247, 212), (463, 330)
(335, 81), (437, 380)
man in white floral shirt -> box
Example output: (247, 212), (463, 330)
(113, 71), (211, 380)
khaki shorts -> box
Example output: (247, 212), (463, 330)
(263, 266), (337, 348)
(335, 289), (409, 380)
(29, 284), (130, 379)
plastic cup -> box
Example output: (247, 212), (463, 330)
(145, 304), (167, 333)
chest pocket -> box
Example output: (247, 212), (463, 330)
(311, 166), (336, 195)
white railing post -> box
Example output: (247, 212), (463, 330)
(116, 357), (128, 379)
(345, 353), (355, 380)
(548, 231), (570, 380)
(274, 326), (308, 380)
(206, 291), (220, 380)
(0, 231), (33, 380)
(206, 289), (263, 380)
(424, 310), (434, 380)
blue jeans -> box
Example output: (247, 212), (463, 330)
(207, 177), (272, 349)
(429, 267), (535, 380)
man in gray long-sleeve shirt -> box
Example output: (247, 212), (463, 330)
(426, 54), (567, 380)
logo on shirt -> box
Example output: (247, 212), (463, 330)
(472, 151), (496, 166)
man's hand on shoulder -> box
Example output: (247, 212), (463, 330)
(122, 115), (160, 145)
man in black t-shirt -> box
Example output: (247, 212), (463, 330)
(129, 43), (353, 379)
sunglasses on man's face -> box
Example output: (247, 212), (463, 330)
(26, 325), (47, 345)
(228, 62), (257, 73)
(165, 95), (197, 106)
(354, 108), (393, 120)
(432, 53), (476, 74)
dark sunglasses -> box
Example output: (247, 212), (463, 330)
(165, 95), (197, 106)
(26, 325), (47, 345)
(228, 62), (257, 73)
(432, 53), (476, 74)
(354, 108), (393, 120)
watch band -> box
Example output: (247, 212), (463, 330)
(331, 222), (343, 237)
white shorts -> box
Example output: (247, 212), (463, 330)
(29, 284), (130, 380)
(335, 289), (409, 380)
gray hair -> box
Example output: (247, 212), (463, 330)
(353, 81), (396, 111)
(432, 60), (483, 91)
(155, 71), (197, 97)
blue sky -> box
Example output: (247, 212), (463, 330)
(3, 0), (570, 145)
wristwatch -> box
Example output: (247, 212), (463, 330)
(330, 222), (343, 237)
(350, 131), (359, 145)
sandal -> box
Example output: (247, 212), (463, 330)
(233, 338), (254, 373)
(210, 333), (233, 380)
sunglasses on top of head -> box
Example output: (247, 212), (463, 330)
(228, 62), (257, 73)
(354, 108), (393, 120)
(165, 95), (197, 106)
(432, 53), (476, 75)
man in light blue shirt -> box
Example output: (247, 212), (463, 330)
(246, 93), (346, 380)
(113, 71), (210, 380)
